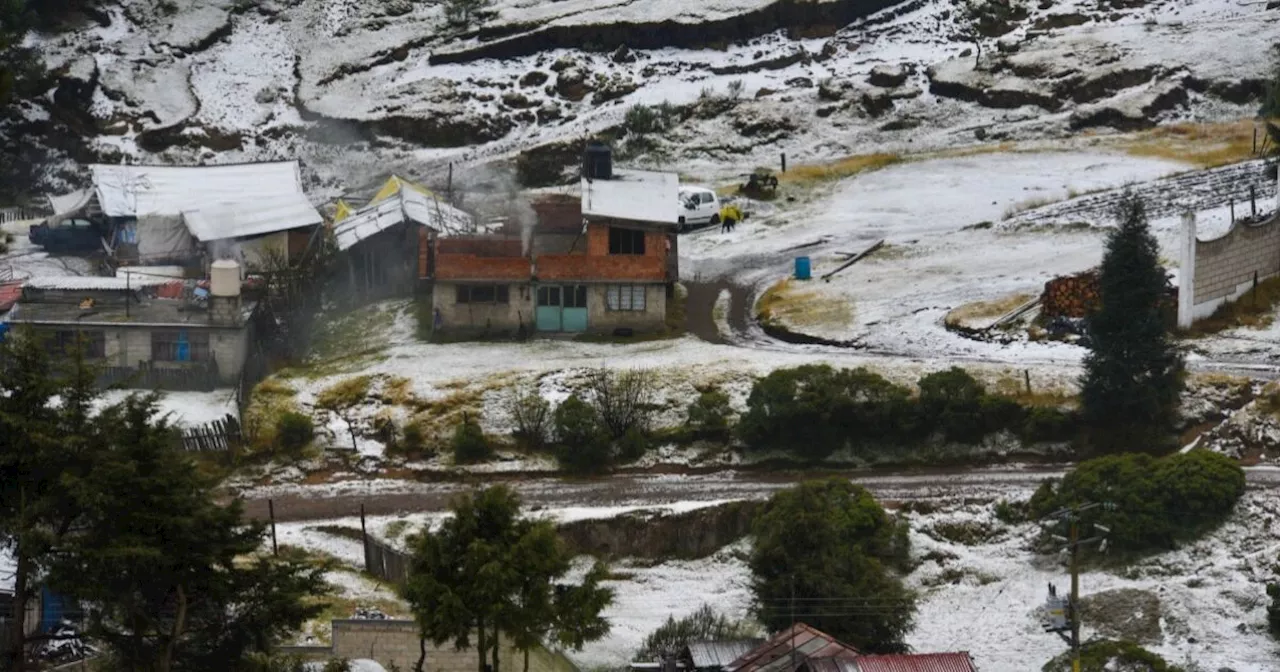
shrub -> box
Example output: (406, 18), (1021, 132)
(918, 367), (990, 442)
(400, 422), (428, 455)
(587, 368), (656, 440)
(726, 79), (745, 100)
(1041, 639), (1183, 672)
(451, 414), (492, 463)
(553, 394), (612, 473)
(275, 411), (314, 454)
(993, 498), (1027, 524)
(615, 426), (650, 463)
(504, 384), (551, 450)
(686, 388), (732, 440)
(1029, 450), (1244, 557)
(636, 605), (759, 660)
(1267, 583), (1280, 640)
(1021, 406), (1075, 443)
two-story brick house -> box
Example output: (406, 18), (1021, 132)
(424, 160), (679, 337)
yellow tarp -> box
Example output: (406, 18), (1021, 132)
(333, 199), (354, 223)
(369, 175), (436, 204)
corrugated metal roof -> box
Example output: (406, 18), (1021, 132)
(804, 658), (858, 672)
(850, 653), (976, 672)
(90, 162), (308, 217)
(181, 195), (322, 241)
(333, 185), (474, 251)
(581, 169), (679, 225)
(726, 624), (860, 672)
(25, 275), (172, 290)
(687, 640), (764, 669)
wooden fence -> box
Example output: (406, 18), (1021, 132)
(364, 536), (411, 588)
(180, 414), (240, 453)
(0, 207), (39, 225)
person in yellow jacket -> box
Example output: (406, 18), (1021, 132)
(720, 202), (743, 233)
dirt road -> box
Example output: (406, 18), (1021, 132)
(239, 465), (1280, 522)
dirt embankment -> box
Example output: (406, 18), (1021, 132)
(429, 0), (907, 65)
(557, 501), (762, 560)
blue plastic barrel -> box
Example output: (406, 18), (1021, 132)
(795, 256), (811, 280)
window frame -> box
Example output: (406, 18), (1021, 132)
(456, 284), (511, 305)
(48, 329), (106, 359)
(151, 329), (211, 363)
(605, 285), (647, 312)
(608, 227), (646, 256)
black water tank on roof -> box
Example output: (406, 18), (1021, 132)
(583, 141), (612, 180)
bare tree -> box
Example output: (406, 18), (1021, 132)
(960, 0), (1022, 69)
(504, 383), (552, 450)
(586, 368), (656, 439)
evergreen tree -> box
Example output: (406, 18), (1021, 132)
(0, 331), (102, 670)
(1079, 193), (1184, 453)
(47, 394), (327, 672)
(749, 479), (915, 654)
(404, 486), (612, 672)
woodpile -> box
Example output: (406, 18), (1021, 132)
(1041, 270), (1101, 319)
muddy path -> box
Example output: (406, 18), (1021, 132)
(240, 465), (1280, 522)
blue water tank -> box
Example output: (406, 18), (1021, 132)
(795, 256), (811, 280)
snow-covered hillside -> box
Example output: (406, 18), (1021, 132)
(14, 0), (1278, 196)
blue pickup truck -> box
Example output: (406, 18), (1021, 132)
(28, 217), (104, 253)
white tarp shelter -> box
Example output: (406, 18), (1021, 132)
(581, 169), (679, 225)
(46, 188), (93, 222)
(333, 183), (474, 252)
(82, 162), (321, 260)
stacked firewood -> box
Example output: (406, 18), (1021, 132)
(1041, 271), (1101, 319)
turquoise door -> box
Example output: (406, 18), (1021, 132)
(536, 285), (589, 332)
(562, 285), (588, 333)
(536, 286), (562, 332)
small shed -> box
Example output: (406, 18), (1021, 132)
(686, 640), (766, 672)
(725, 624), (860, 672)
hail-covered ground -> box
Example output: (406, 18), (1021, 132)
(274, 491), (1280, 672)
(15, 0), (1277, 193)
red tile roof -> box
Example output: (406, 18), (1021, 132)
(850, 653), (977, 672)
(0, 281), (23, 313)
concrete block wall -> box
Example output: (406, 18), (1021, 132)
(1193, 214), (1280, 305)
(587, 284), (667, 332)
(432, 281), (534, 335)
(275, 620), (521, 672)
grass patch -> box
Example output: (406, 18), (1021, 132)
(382, 375), (417, 406)
(316, 375), (373, 410)
(243, 378), (303, 452)
(1119, 119), (1259, 168)
(944, 293), (1034, 329)
(991, 373), (1077, 408)
(277, 544), (347, 573)
(780, 153), (901, 184)
(927, 520), (1000, 545)
(1182, 275), (1280, 336)
(310, 303), (399, 362)
(920, 566), (1001, 588)
(306, 525), (365, 543)
(756, 278), (853, 330)
(384, 520), (411, 540)
(307, 590), (408, 644)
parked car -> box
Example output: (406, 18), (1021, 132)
(678, 187), (721, 231)
(28, 218), (103, 253)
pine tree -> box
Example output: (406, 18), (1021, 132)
(47, 394), (327, 672)
(1080, 192), (1184, 453)
(0, 330), (103, 670)
(403, 486), (612, 672)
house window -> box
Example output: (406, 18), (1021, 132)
(608, 228), (646, 255)
(606, 285), (647, 311)
(151, 330), (210, 362)
(47, 330), (105, 358)
(564, 285), (587, 309)
(456, 284), (510, 304)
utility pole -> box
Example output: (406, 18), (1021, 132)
(1042, 502), (1113, 672)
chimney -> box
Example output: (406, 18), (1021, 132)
(583, 141), (613, 181)
(209, 259), (242, 326)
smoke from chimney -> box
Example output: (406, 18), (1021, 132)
(451, 163), (536, 256)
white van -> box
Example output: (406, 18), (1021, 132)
(678, 187), (721, 231)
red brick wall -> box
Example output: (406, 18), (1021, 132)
(535, 254), (666, 281)
(436, 254), (532, 281)
(438, 238), (523, 256)
(585, 224), (668, 261)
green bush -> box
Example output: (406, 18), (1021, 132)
(275, 412), (314, 454)
(451, 414), (492, 464)
(615, 427), (650, 463)
(1041, 640), (1183, 672)
(637, 605), (758, 659)
(686, 388), (732, 440)
(553, 394), (612, 473)
(401, 422), (427, 455)
(918, 367), (992, 442)
(1267, 583), (1280, 640)
(993, 498), (1027, 524)
(1021, 406), (1075, 443)
(1029, 450), (1244, 557)
(624, 101), (679, 135)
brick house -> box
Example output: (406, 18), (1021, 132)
(425, 168), (679, 337)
